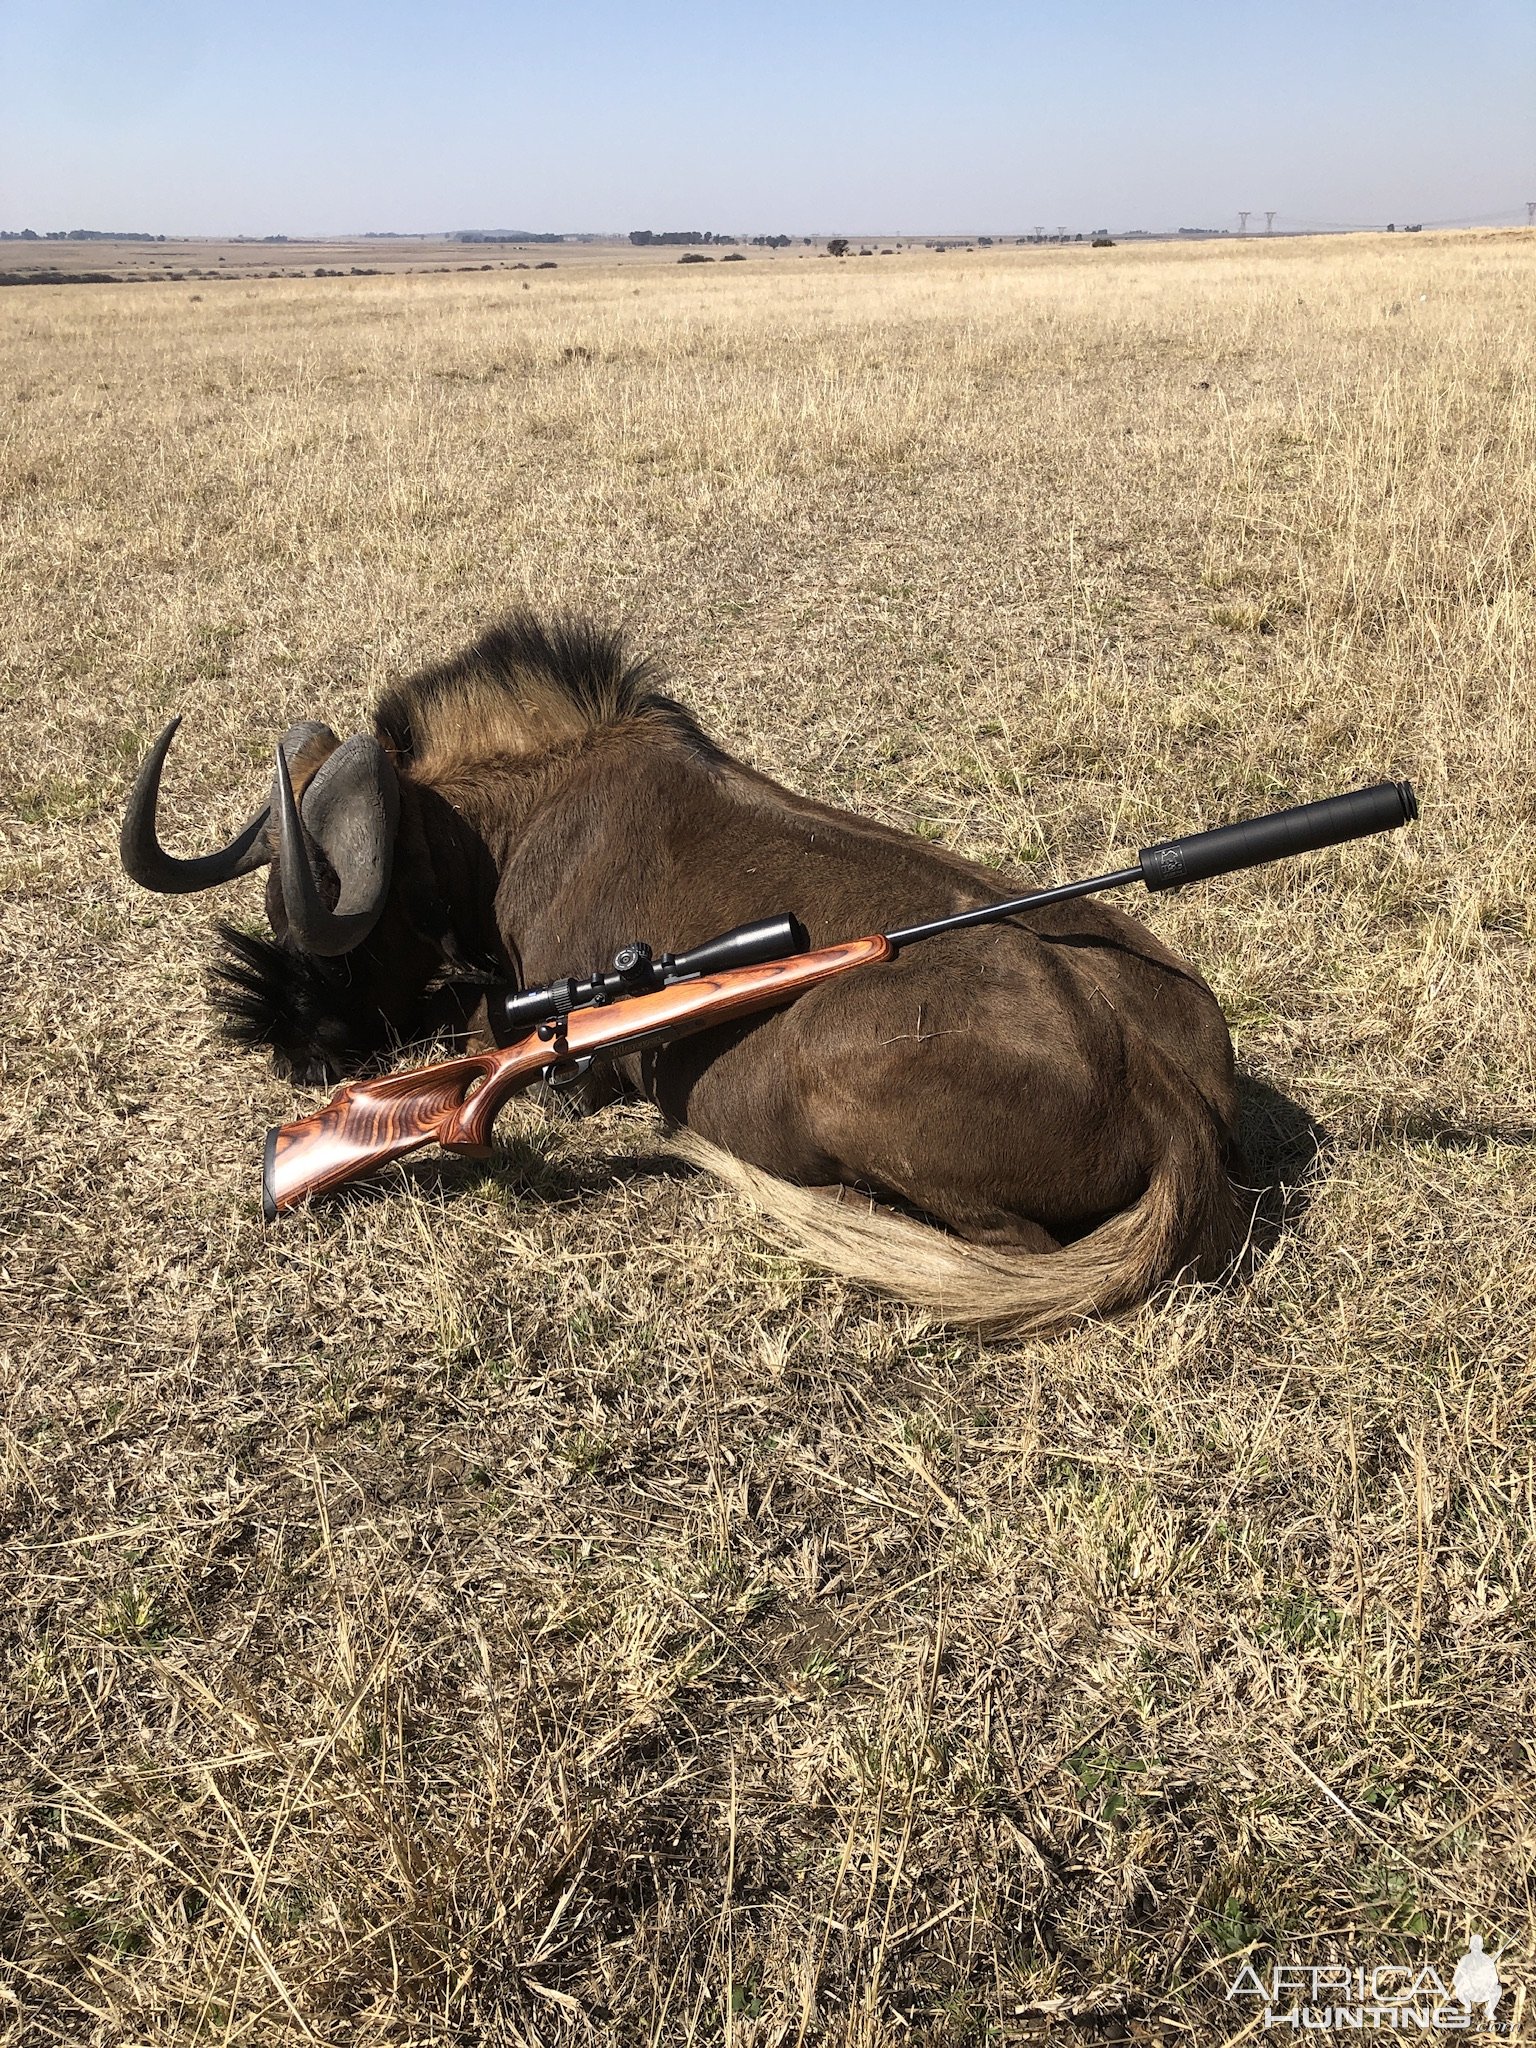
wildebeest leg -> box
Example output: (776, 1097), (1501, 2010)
(801, 1181), (1059, 1251)
(944, 1208), (1062, 1251)
(649, 1024), (1069, 1253)
(778, 959), (1156, 1247)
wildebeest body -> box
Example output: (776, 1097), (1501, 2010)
(131, 616), (1246, 1329)
(434, 722), (1238, 1252)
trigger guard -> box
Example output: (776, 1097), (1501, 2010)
(542, 1055), (597, 1090)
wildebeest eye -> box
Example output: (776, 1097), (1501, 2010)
(209, 923), (391, 1085)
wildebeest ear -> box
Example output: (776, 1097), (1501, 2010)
(277, 721), (341, 796)
(411, 890), (505, 988)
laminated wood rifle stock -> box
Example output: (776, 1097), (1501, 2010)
(263, 932), (891, 1217)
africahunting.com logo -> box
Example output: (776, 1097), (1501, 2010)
(1227, 1938), (1506, 2031)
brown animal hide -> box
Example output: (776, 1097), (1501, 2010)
(366, 618), (1247, 1331)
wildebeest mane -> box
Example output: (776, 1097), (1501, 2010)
(209, 923), (391, 1085)
(373, 612), (720, 780)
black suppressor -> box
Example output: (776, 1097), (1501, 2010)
(1137, 780), (1419, 891)
(489, 913), (809, 1042)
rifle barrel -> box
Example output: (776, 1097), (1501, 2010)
(885, 780), (1416, 951)
(886, 868), (1142, 949)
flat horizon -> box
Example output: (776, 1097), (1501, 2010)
(3, 219), (1521, 243)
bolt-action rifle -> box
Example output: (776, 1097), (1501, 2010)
(263, 779), (1418, 1219)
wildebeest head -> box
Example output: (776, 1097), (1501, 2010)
(121, 718), (487, 1084)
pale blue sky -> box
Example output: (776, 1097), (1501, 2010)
(2, 0), (1531, 237)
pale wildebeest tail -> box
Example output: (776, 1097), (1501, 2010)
(668, 1087), (1246, 1336)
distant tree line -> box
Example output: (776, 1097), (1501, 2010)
(1, 228), (166, 241)
(631, 230), (805, 248)
(631, 230), (733, 246)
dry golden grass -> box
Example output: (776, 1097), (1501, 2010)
(2, 233), (1533, 2045)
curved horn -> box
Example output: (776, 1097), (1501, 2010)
(120, 718), (273, 894)
(121, 718), (339, 895)
(275, 734), (399, 957)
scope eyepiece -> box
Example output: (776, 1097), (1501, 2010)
(491, 975), (582, 1040)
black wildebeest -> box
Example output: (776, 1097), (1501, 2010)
(121, 616), (1246, 1330)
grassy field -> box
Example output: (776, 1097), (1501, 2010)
(2, 233), (1533, 2044)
